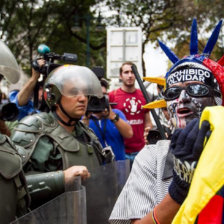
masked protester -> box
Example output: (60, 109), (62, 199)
(0, 40), (30, 224)
(109, 19), (223, 224)
(172, 57), (224, 223)
(11, 64), (114, 209)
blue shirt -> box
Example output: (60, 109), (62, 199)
(9, 90), (39, 120)
(89, 109), (127, 161)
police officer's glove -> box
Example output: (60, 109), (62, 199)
(168, 118), (210, 204)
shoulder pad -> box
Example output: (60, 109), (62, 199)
(16, 112), (57, 132)
(35, 112), (57, 127)
(11, 112), (57, 148)
(0, 134), (22, 179)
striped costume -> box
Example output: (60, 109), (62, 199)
(109, 140), (172, 223)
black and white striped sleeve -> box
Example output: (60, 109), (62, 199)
(109, 141), (171, 224)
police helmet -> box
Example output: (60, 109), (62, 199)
(44, 65), (103, 109)
(0, 40), (20, 84)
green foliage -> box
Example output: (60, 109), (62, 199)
(98, 0), (223, 75)
(0, 0), (223, 77)
(0, 0), (106, 76)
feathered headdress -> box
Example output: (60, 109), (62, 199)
(143, 19), (224, 109)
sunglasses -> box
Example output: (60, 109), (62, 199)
(162, 83), (221, 101)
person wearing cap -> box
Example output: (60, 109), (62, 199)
(11, 64), (112, 209)
(87, 77), (133, 161)
(109, 19), (223, 224)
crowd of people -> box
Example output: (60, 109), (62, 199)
(0, 18), (224, 224)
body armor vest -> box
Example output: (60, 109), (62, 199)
(0, 134), (29, 223)
(11, 113), (105, 172)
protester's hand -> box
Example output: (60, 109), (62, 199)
(168, 118), (210, 204)
(63, 166), (90, 183)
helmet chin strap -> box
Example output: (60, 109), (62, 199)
(53, 101), (80, 126)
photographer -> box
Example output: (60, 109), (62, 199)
(9, 59), (44, 120)
(86, 78), (133, 161)
(9, 45), (78, 120)
(18, 59), (45, 107)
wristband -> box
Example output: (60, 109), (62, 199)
(110, 113), (120, 123)
(152, 207), (160, 224)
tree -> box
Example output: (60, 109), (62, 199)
(165, 0), (224, 60)
(95, 0), (224, 76)
(96, 0), (180, 76)
(0, 0), (106, 75)
(0, 0), (223, 78)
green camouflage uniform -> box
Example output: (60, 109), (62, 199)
(0, 133), (30, 223)
(11, 112), (108, 208)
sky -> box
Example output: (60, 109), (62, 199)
(95, 3), (170, 78)
(140, 42), (170, 96)
(144, 42), (168, 77)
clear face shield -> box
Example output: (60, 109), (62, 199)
(46, 65), (103, 98)
(0, 40), (20, 84)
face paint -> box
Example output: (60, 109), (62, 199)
(167, 84), (216, 129)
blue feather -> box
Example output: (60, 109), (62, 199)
(190, 18), (198, 55)
(158, 40), (179, 64)
(203, 20), (223, 55)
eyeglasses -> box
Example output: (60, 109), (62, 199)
(162, 83), (221, 101)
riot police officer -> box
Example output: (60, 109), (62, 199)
(0, 40), (30, 223)
(11, 64), (113, 208)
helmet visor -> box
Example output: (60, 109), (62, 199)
(46, 65), (103, 98)
(0, 40), (20, 84)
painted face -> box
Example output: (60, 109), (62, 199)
(166, 81), (216, 129)
(120, 64), (135, 87)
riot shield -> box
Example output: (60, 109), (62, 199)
(11, 176), (87, 224)
(11, 160), (130, 224)
(84, 159), (130, 224)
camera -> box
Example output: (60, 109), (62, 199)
(31, 44), (78, 111)
(147, 129), (163, 144)
(87, 95), (110, 113)
(0, 103), (19, 121)
(147, 126), (172, 144)
(86, 94), (117, 113)
(32, 44), (78, 76)
(87, 67), (117, 113)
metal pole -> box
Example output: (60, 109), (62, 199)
(131, 64), (166, 139)
(86, 15), (90, 67)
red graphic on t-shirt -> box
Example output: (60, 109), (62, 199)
(109, 88), (147, 153)
(123, 97), (142, 115)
